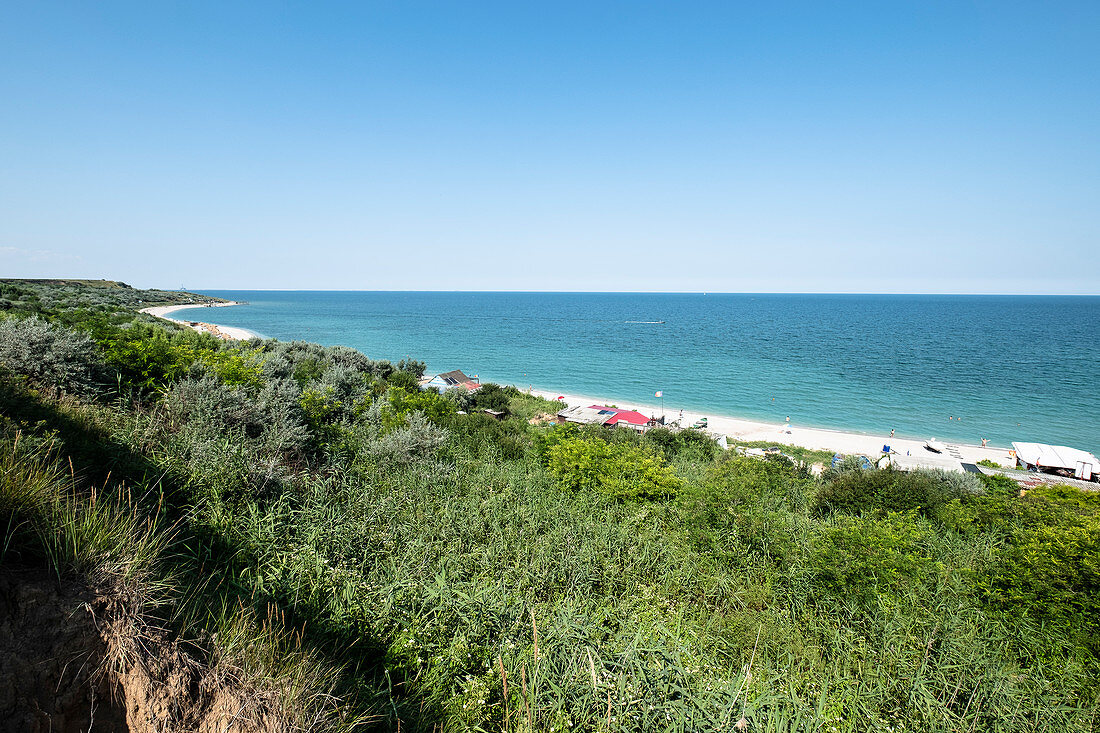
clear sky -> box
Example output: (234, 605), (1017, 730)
(1, 2), (1097, 293)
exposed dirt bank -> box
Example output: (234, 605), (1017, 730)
(0, 571), (288, 733)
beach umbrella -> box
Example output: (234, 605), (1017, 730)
(557, 395), (564, 400)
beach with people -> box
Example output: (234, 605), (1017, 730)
(146, 295), (1085, 470)
(525, 387), (1014, 470)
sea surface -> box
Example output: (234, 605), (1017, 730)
(173, 292), (1100, 451)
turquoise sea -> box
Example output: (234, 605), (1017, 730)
(173, 292), (1100, 451)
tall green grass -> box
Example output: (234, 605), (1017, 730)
(1, 281), (1097, 731)
(0, 431), (368, 731)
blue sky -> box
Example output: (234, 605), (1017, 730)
(1, 1), (1097, 292)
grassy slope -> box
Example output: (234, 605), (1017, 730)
(0, 279), (1097, 732)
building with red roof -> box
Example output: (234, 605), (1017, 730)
(588, 406), (653, 431)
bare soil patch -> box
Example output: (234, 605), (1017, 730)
(0, 571), (288, 733)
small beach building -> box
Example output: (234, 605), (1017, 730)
(554, 405), (654, 432)
(598, 407), (652, 432)
(422, 370), (481, 392)
(1011, 442), (1098, 481)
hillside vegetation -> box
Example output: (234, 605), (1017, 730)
(0, 279), (1097, 732)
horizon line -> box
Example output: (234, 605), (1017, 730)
(174, 287), (1100, 297)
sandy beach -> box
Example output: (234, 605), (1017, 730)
(138, 300), (1011, 470)
(523, 387), (1015, 471)
(139, 302), (259, 341)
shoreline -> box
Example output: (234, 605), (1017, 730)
(521, 386), (1016, 471)
(132, 303), (1027, 470)
(139, 302), (260, 341)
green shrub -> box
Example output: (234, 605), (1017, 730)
(0, 316), (107, 397)
(300, 385), (344, 447)
(533, 422), (579, 465)
(385, 369), (420, 391)
(202, 348), (265, 389)
(444, 412), (530, 460)
(811, 511), (933, 603)
(986, 484), (1100, 648)
(546, 435), (682, 500)
(820, 454), (869, 481)
(814, 467), (964, 517)
(471, 383), (514, 414)
(361, 411), (448, 464)
(643, 426), (719, 462)
(292, 356), (325, 386)
(101, 322), (217, 390)
(978, 472), (1019, 497)
(396, 358), (426, 378)
(681, 455), (813, 569)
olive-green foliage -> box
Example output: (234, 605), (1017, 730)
(471, 382), (515, 414)
(682, 454), (813, 569)
(546, 434), (683, 500)
(2, 280), (1099, 732)
(986, 484), (1100, 650)
(820, 453), (870, 481)
(0, 278), (220, 314)
(643, 426), (720, 462)
(386, 369), (420, 391)
(300, 385), (346, 448)
(729, 440), (836, 466)
(396, 358), (426, 378)
(814, 466), (963, 517)
(443, 411), (530, 460)
(385, 385), (456, 426)
(501, 390), (559, 422)
(811, 510), (933, 603)
(101, 321), (220, 390)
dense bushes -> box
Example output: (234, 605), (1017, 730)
(0, 316), (108, 396)
(545, 433), (683, 500)
(100, 322), (218, 390)
(643, 425), (720, 461)
(987, 484), (1100, 649)
(811, 510), (933, 603)
(1, 280), (1099, 731)
(681, 455), (813, 569)
(814, 465), (980, 517)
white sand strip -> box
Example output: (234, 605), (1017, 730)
(139, 301), (259, 341)
(521, 387), (1015, 470)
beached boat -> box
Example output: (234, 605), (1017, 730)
(924, 438), (945, 453)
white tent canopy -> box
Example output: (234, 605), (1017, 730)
(1012, 442), (1098, 474)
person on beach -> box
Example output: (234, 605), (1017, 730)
(981, 437), (988, 447)
(890, 428), (895, 438)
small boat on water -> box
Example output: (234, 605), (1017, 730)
(924, 438), (946, 453)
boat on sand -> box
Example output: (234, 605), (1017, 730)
(924, 438), (946, 453)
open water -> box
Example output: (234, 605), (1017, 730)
(174, 292), (1100, 451)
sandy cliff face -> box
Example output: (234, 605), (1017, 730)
(0, 571), (283, 733)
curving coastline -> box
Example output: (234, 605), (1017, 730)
(137, 300), (1034, 471)
(139, 301), (259, 341)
